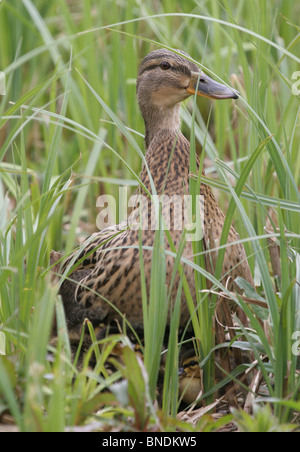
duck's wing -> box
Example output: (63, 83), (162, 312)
(201, 183), (255, 292)
(59, 220), (132, 326)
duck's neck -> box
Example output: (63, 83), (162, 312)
(142, 103), (181, 149)
(140, 107), (191, 196)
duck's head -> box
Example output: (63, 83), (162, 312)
(137, 49), (238, 147)
(137, 49), (238, 107)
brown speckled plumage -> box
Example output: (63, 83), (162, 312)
(59, 49), (254, 333)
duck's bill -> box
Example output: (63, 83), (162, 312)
(178, 366), (186, 377)
(187, 71), (239, 100)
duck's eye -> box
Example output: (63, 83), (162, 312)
(183, 360), (198, 369)
(160, 61), (171, 70)
(188, 360), (198, 367)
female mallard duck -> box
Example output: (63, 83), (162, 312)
(58, 49), (254, 333)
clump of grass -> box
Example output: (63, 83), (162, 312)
(0, 0), (300, 432)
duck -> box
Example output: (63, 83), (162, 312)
(178, 347), (242, 407)
(57, 48), (254, 334)
(178, 351), (203, 407)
